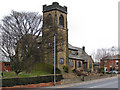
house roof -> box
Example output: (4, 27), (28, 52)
(101, 55), (120, 60)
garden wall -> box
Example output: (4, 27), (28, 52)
(1, 74), (63, 87)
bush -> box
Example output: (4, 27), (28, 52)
(76, 70), (87, 76)
(87, 69), (91, 73)
(98, 67), (104, 74)
(2, 74), (63, 87)
(63, 66), (69, 73)
(72, 69), (76, 73)
(51, 67), (61, 74)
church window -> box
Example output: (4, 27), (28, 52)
(70, 60), (74, 67)
(48, 43), (51, 46)
(59, 14), (64, 28)
(59, 58), (64, 64)
(78, 61), (81, 67)
(89, 61), (92, 69)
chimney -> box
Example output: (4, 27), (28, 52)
(82, 46), (85, 51)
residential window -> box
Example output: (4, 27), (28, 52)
(104, 61), (107, 66)
(70, 60), (74, 67)
(78, 61), (81, 67)
(110, 66), (112, 71)
(5, 63), (10, 67)
(115, 61), (119, 66)
(115, 67), (119, 71)
(59, 58), (64, 64)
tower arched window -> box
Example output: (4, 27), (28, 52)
(45, 13), (53, 27)
(59, 14), (64, 28)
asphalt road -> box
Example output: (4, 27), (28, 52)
(44, 75), (120, 90)
(69, 76), (118, 88)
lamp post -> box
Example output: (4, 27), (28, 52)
(54, 34), (56, 86)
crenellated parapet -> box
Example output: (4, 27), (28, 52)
(43, 2), (67, 14)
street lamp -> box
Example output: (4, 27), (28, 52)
(54, 34), (56, 86)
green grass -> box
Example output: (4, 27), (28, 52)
(2, 71), (50, 78)
(2, 62), (58, 78)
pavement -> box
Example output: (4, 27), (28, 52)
(45, 75), (119, 88)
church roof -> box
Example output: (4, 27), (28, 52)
(68, 44), (92, 62)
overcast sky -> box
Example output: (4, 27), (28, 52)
(0, 0), (119, 55)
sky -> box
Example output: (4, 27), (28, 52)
(0, 0), (119, 56)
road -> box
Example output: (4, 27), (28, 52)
(44, 75), (119, 90)
(69, 76), (118, 88)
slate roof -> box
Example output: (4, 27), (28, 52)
(68, 44), (91, 62)
(101, 55), (120, 60)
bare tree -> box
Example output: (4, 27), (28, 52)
(0, 10), (42, 75)
(91, 46), (118, 62)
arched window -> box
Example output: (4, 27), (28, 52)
(89, 61), (92, 69)
(59, 14), (64, 28)
(45, 14), (53, 27)
(78, 61), (81, 67)
(70, 60), (74, 67)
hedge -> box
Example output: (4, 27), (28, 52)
(1, 74), (63, 87)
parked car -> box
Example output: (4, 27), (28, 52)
(109, 71), (118, 74)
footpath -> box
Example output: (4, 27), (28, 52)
(47, 74), (119, 88)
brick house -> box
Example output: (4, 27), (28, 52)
(0, 62), (11, 72)
(100, 55), (120, 73)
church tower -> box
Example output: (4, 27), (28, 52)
(42, 2), (68, 70)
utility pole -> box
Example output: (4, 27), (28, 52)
(54, 34), (56, 86)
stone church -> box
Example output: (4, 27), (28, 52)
(41, 2), (94, 72)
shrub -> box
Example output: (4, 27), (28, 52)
(51, 67), (61, 74)
(63, 66), (69, 73)
(2, 74), (63, 87)
(76, 70), (87, 76)
(72, 69), (76, 73)
(87, 69), (91, 73)
(98, 67), (104, 74)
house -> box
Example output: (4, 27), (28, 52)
(0, 62), (11, 72)
(100, 55), (120, 73)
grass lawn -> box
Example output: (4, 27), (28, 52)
(2, 71), (51, 78)
(2, 62), (61, 78)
